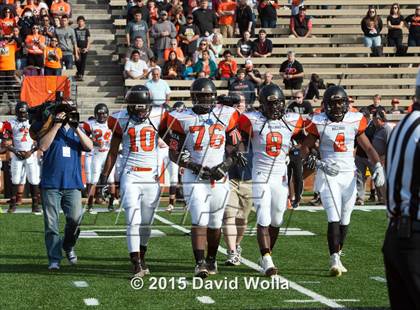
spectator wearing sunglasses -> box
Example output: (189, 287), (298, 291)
(386, 3), (404, 47)
(44, 37), (62, 76)
(361, 5), (383, 48)
(0, 7), (16, 38)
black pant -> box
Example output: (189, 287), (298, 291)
(382, 222), (420, 310)
(387, 36), (403, 47)
(27, 53), (44, 68)
(76, 51), (88, 76)
(287, 149), (303, 202)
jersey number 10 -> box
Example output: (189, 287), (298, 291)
(128, 127), (155, 152)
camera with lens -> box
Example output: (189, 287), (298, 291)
(29, 91), (79, 137)
(217, 94), (240, 107)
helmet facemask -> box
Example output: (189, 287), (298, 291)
(325, 96), (348, 122)
(16, 107), (29, 122)
(95, 108), (108, 124)
(192, 91), (216, 114)
(128, 103), (152, 123)
(262, 98), (285, 120)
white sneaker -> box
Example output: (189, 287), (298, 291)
(338, 251), (347, 273)
(113, 199), (120, 206)
(48, 262), (60, 270)
(225, 250), (240, 266)
(329, 253), (342, 277)
(259, 255), (278, 277)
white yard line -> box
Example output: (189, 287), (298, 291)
(73, 281), (89, 288)
(83, 298), (100, 306)
(196, 296), (215, 304)
(370, 276), (387, 283)
(285, 299), (359, 303)
(155, 214), (345, 309)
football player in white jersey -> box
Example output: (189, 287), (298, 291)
(166, 78), (244, 278)
(4, 102), (41, 214)
(82, 104), (116, 212)
(301, 86), (385, 277)
(99, 85), (168, 278)
(238, 84), (304, 276)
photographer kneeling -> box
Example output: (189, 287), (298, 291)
(36, 102), (93, 270)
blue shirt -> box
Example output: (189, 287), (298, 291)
(40, 127), (84, 189)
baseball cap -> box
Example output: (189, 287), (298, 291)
(160, 10), (168, 16)
(245, 59), (253, 66)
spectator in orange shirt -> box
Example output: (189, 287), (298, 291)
(218, 50), (237, 80)
(163, 39), (184, 62)
(218, 0), (236, 38)
(44, 37), (62, 76)
(0, 7), (17, 38)
(0, 38), (18, 108)
(24, 0), (38, 15)
(50, 0), (71, 18)
(25, 25), (46, 70)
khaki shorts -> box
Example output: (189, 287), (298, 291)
(224, 179), (253, 221)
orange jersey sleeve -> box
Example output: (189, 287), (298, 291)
(108, 116), (122, 136)
(226, 110), (240, 133)
(237, 113), (253, 138)
(305, 119), (320, 138)
(357, 116), (368, 136)
(292, 115), (304, 137)
(82, 122), (91, 135)
(167, 114), (184, 135)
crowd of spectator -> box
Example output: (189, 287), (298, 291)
(0, 0), (91, 81)
(122, 0), (419, 106)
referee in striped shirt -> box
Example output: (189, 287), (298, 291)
(382, 70), (420, 310)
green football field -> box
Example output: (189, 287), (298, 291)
(0, 204), (390, 310)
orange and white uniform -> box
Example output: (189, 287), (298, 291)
(238, 111), (303, 227)
(82, 119), (113, 184)
(305, 111), (368, 225)
(3, 118), (40, 185)
(167, 105), (240, 228)
(107, 106), (167, 253)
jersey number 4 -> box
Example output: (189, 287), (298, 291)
(189, 125), (224, 151)
(128, 127), (155, 152)
(333, 132), (348, 152)
(266, 132), (283, 157)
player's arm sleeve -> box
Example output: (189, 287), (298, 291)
(158, 110), (169, 139)
(82, 122), (92, 136)
(292, 115), (305, 137)
(304, 119), (320, 138)
(237, 113), (253, 144)
(356, 116), (368, 136)
(108, 116), (123, 138)
(166, 114), (190, 167)
(225, 110), (241, 147)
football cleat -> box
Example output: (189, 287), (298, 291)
(206, 257), (218, 275)
(236, 245), (242, 257)
(194, 260), (209, 278)
(225, 250), (240, 266)
(165, 204), (174, 213)
(65, 248), (78, 265)
(329, 253), (342, 277)
(338, 251), (347, 273)
(140, 259), (150, 275)
(7, 206), (16, 213)
(259, 255), (278, 277)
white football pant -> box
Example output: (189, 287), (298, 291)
(11, 153), (40, 185)
(120, 170), (161, 253)
(89, 152), (115, 184)
(253, 170), (289, 227)
(317, 170), (357, 225)
(182, 169), (230, 229)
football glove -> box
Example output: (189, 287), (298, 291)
(372, 162), (385, 187)
(187, 162), (212, 180)
(305, 153), (318, 170)
(316, 160), (339, 177)
(209, 162), (228, 181)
